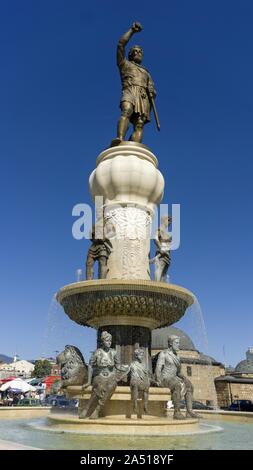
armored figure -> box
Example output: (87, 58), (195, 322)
(114, 22), (157, 143)
(130, 348), (150, 416)
(150, 215), (172, 282)
(86, 224), (112, 280)
(56, 345), (88, 388)
(155, 335), (199, 420)
(80, 331), (129, 419)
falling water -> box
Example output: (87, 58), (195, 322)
(175, 295), (219, 410)
(41, 293), (96, 363)
(76, 269), (83, 282)
(176, 295), (209, 355)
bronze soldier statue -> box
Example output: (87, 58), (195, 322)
(86, 224), (112, 280)
(150, 216), (172, 282)
(114, 22), (157, 144)
(155, 335), (199, 420)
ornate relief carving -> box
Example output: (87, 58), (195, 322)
(104, 207), (152, 279)
(62, 289), (188, 329)
(105, 207), (152, 240)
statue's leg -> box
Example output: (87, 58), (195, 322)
(99, 256), (108, 279)
(80, 377), (110, 420)
(117, 101), (133, 141)
(79, 391), (98, 419)
(131, 116), (145, 143)
(143, 390), (149, 414)
(171, 381), (186, 420)
(161, 263), (169, 282)
(184, 381), (200, 419)
(131, 386), (138, 414)
(86, 258), (94, 280)
(94, 377), (117, 417)
(87, 381), (107, 419)
(155, 258), (163, 282)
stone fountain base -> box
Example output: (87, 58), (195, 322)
(48, 413), (198, 436)
(48, 385), (199, 436)
(68, 385), (171, 418)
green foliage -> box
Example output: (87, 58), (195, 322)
(32, 359), (51, 378)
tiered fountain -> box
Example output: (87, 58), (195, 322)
(54, 22), (197, 435)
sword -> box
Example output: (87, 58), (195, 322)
(147, 88), (161, 131)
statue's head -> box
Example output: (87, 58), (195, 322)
(128, 45), (143, 64)
(100, 330), (112, 348)
(168, 335), (180, 352)
(134, 347), (145, 362)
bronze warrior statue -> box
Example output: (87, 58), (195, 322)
(155, 335), (199, 420)
(86, 224), (112, 280)
(79, 331), (129, 419)
(150, 215), (172, 282)
(114, 22), (158, 144)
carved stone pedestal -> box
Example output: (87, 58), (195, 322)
(89, 142), (164, 280)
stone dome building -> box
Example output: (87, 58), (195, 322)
(234, 348), (253, 376)
(151, 326), (225, 407)
(215, 348), (253, 407)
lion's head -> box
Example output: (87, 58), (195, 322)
(56, 345), (88, 388)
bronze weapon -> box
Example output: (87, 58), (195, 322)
(147, 88), (160, 131)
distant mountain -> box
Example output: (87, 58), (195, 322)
(0, 354), (13, 364)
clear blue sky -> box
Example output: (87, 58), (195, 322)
(0, 0), (252, 367)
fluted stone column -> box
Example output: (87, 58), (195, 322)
(89, 142), (164, 281)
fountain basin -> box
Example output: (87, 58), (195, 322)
(56, 280), (195, 329)
(2, 409), (253, 448)
(48, 385), (198, 436)
(48, 413), (199, 436)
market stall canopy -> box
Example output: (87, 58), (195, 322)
(0, 378), (36, 392)
(0, 376), (17, 384)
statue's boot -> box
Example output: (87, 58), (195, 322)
(172, 389), (186, 420)
(185, 393), (200, 419)
(79, 409), (88, 419)
(133, 403), (138, 415)
(86, 265), (93, 281)
(89, 407), (100, 419)
(173, 410), (186, 420)
(111, 137), (122, 146)
(116, 116), (129, 142)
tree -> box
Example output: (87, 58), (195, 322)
(32, 359), (51, 378)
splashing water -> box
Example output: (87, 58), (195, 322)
(175, 295), (209, 355)
(175, 295), (219, 409)
(40, 293), (96, 363)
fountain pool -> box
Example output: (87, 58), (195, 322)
(0, 412), (252, 450)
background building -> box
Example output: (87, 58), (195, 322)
(215, 348), (253, 407)
(0, 358), (34, 379)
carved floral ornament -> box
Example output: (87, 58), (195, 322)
(61, 290), (188, 329)
(104, 207), (152, 240)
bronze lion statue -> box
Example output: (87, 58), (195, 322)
(56, 345), (88, 388)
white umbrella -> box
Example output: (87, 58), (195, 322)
(0, 378), (36, 392)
